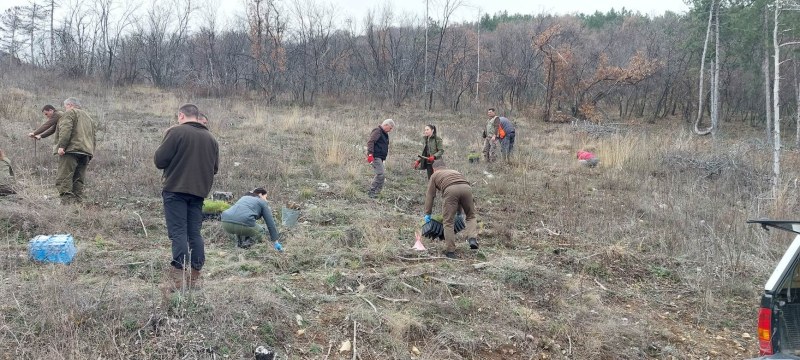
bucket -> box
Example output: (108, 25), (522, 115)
(281, 207), (300, 227)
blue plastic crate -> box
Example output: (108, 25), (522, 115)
(28, 234), (77, 264)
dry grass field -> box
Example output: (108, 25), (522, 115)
(1, 69), (798, 359)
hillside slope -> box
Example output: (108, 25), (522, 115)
(0, 80), (791, 359)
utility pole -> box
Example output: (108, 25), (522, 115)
(424, 0), (429, 95)
(476, 7), (481, 103)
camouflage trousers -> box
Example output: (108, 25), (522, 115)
(56, 152), (91, 204)
(483, 138), (499, 163)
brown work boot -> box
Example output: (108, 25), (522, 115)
(189, 268), (202, 289)
(161, 266), (185, 297)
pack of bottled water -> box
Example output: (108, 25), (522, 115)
(28, 234), (77, 264)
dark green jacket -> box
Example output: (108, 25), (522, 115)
(55, 108), (96, 156)
(422, 136), (444, 162)
(0, 157), (14, 186)
(154, 122), (219, 198)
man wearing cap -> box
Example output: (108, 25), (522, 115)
(422, 160), (479, 258)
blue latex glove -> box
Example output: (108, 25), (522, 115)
(424, 214), (431, 223)
(274, 241), (283, 252)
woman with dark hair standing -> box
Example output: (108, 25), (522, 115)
(415, 124), (444, 179)
(221, 187), (282, 250)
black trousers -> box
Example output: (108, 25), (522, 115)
(162, 190), (205, 270)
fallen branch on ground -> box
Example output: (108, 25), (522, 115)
(397, 256), (465, 262)
(133, 211), (147, 237)
(115, 261), (146, 267)
(393, 196), (407, 213)
(594, 278), (608, 291)
(376, 294), (410, 303)
(401, 282), (422, 294)
(352, 320), (357, 360)
(429, 277), (473, 287)
(536, 221), (560, 236)
(357, 295), (377, 312)
(281, 285), (296, 298)
(472, 262), (490, 270)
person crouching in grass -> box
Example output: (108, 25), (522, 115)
(221, 187), (282, 251)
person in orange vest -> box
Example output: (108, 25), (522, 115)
(498, 116), (516, 163)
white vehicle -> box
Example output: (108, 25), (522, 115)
(748, 220), (800, 359)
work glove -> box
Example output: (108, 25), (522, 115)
(427, 155), (435, 162)
(413, 160), (420, 169)
(424, 214), (431, 223)
(367, 154), (374, 163)
(274, 241), (283, 252)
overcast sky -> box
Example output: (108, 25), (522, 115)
(0, 0), (690, 28)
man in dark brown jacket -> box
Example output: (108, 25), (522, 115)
(28, 104), (62, 140)
(423, 161), (479, 258)
(154, 103), (219, 292)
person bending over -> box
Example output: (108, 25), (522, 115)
(221, 187), (282, 250)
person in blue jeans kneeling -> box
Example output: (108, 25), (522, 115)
(221, 187), (282, 251)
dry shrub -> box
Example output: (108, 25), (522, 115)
(578, 102), (598, 121)
(112, 85), (179, 116)
(0, 87), (37, 122)
(595, 133), (646, 170)
(312, 125), (350, 167)
(386, 311), (427, 342)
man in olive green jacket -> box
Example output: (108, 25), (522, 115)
(0, 148), (15, 195)
(55, 98), (96, 204)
